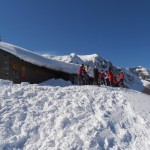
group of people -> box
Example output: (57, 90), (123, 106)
(78, 64), (125, 87)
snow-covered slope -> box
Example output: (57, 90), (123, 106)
(128, 66), (150, 82)
(128, 66), (150, 94)
(0, 79), (150, 150)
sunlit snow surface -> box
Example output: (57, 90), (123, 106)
(0, 79), (150, 150)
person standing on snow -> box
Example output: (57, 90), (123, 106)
(84, 64), (90, 85)
(105, 71), (110, 86)
(113, 74), (118, 87)
(99, 70), (105, 85)
(93, 66), (99, 85)
(82, 65), (87, 84)
(118, 71), (125, 87)
(78, 64), (85, 85)
(108, 67), (113, 86)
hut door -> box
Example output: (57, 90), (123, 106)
(0, 53), (10, 79)
(12, 63), (20, 83)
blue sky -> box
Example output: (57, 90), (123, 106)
(0, 0), (150, 69)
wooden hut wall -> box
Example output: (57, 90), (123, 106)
(0, 49), (74, 84)
(0, 50), (10, 80)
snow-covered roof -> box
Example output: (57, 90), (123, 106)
(0, 42), (79, 74)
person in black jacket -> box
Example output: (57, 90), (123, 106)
(93, 66), (99, 85)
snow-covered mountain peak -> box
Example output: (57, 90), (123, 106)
(66, 53), (84, 64)
(136, 66), (150, 76)
(128, 66), (150, 82)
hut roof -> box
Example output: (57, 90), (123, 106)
(0, 42), (79, 74)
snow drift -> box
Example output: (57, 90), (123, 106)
(0, 79), (150, 150)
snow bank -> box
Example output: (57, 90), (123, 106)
(39, 78), (72, 87)
(0, 79), (150, 150)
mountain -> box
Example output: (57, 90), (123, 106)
(43, 53), (150, 95)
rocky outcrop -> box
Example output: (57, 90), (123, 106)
(143, 86), (150, 95)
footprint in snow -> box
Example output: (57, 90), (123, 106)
(18, 112), (27, 121)
(60, 117), (71, 129)
(103, 111), (111, 118)
(107, 121), (116, 134)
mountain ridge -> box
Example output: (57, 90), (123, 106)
(43, 53), (150, 94)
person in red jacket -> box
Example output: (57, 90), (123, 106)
(78, 64), (85, 85)
(108, 67), (113, 86)
(99, 70), (105, 85)
(118, 71), (125, 87)
(113, 75), (118, 87)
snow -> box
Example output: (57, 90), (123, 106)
(123, 68), (145, 92)
(0, 79), (150, 150)
(79, 54), (100, 62)
(136, 66), (150, 76)
(39, 79), (72, 87)
(43, 53), (85, 65)
(141, 80), (150, 89)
